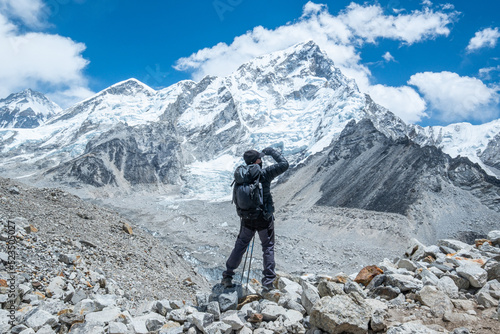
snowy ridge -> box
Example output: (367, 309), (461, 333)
(410, 120), (500, 173)
(0, 89), (62, 128)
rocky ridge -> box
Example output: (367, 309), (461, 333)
(1, 181), (500, 333)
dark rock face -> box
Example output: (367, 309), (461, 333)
(479, 133), (500, 171)
(314, 119), (500, 215)
(46, 122), (181, 188)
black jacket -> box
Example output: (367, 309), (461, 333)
(257, 147), (289, 219)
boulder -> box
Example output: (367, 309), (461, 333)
(354, 266), (383, 286)
(437, 239), (470, 252)
(310, 293), (371, 334)
(108, 322), (128, 334)
(190, 312), (214, 333)
(261, 303), (287, 321)
(443, 273), (470, 290)
(318, 281), (345, 297)
(369, 286), (400, 300)
(404, 239), (426, 261)
(24, 308), (58, 332)
(203, 321), (232, 334)
(156, 300), (173, 316)
(344, 280), (366, 297)
(85, 307), (124, 325)
(485, 261), (500, 281)
(476, 279), (500, 307)
(417, 286), (453, 318)
(397, 259), (418, 272)
(487, 230), (500, 245)
(301, 281), (320, 315)
(64, 322), (105, 333)
(385, 274), (423, 292)
(206, 301), (221, 320)
(436, 276), (459, 298)
(219, 291), (238, 312)
(221, 311), (244, 330)
(45, 276), (65, 299)
(456, 262), (487, 288)
(278, 277), (302, 296)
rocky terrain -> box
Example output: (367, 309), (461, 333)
(1, 177), (500, 333)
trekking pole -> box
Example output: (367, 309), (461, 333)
(240, 243), (250, 285)
(245, 236), (255, 294)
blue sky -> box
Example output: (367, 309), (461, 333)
(0, 0), (499, 126)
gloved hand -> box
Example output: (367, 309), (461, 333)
(261, 147), (274, 155)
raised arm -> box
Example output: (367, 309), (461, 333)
(261, 147), (289, 181)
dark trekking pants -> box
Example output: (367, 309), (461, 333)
(223, 217), (275, 286)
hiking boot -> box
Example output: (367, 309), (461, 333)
(221, 276), (233, 288)
(262, 282), (275, 292)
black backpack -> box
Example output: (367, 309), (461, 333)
(232, 164), (263, 220)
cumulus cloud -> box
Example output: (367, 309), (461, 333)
(175, 1), (457, 124)
(408, 71), (500, 122)
(367, 85), (427, 123)
(382, 52), (395, 62)
(467, 27), (500, 52)
(0, 2), (93, 107)
(0, 0), (46, 27)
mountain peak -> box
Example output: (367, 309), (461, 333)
(0, 89), (62, 128)
(102, 78), (155, 96)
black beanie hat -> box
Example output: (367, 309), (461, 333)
(243, 150), (264, 165)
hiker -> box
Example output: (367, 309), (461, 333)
(222, 147), (289, 291)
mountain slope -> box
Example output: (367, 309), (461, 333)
(274, 118), (500, 243)
(0, 89), (62, 128)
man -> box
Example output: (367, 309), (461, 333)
(222, 147), (289, 291)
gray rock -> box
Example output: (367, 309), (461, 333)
(108, 322), (128, 334)
(24, 308), (58, 332)
(404, 239), (426, 261)
(443, 310), (477, 323)
(261, 303), (287, 321)
(18, 329), (35, 334)
(34, 324), (56, 334)
(365, 299), (388, 332)
(221, 311), (245, 330)
(278, 277), (302, 296)
(65, 322), (105, 334)
(476, 279), (500, 307)
(206, 301), (221, 320)
(317, 281), (345, 297)
(437, 276), (459, 298)
(73, 299), (98, 315)
(450, 328), (471, 334)
(85, 307), (124, 325)
(156, 300), (173, 316)
(204, 321), (233, 334)
(59, 253), (77, 265)
(369, 286), (400, 300)
(397, 259), (418, 272)
(485, 261), (500, 281)
(301, 281), (320, 315)
(444, 273), (470, 290)
(10, 324), (29, 334)
(487, 230), (500, 245)
(456, 262), (487, 288)
(385, 274), (423, 292)
(387, 322), (440, 333)
(310, 293), (371, 334)
(417, 286), (453, 318)
(219, 291), (238, 312)
(45, 276), (65, 299)
(71, 289), (87, 305)
(190, 312), (214, 333)
(451, 299), (476, 311)
(344, 280), (366, 297)
(278, 292), (306, 314)
(437, 239), (470, 252)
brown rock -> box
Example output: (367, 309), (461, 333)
(122, 222), (133, 235)
(25, 224), (38, 233)
(0, 279), (7, 287)
(354, 266), (384, 287)
(248, 313), (263, 323)
(475, 239), (492, 248)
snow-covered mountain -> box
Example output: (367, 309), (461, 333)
(0, 89), (62, 128)
(0, 41), (499, 208)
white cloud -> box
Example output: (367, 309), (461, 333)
(408, 71), (500, 122)
(175, 2), (457, 124)
(0, 7), (93, 108)
(382, 52), (395, 62)
(367, 85), (427, 124)
(479, 65), (500, 81)
(0, 0), (46, 27)
(467, 27), (500, 52)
